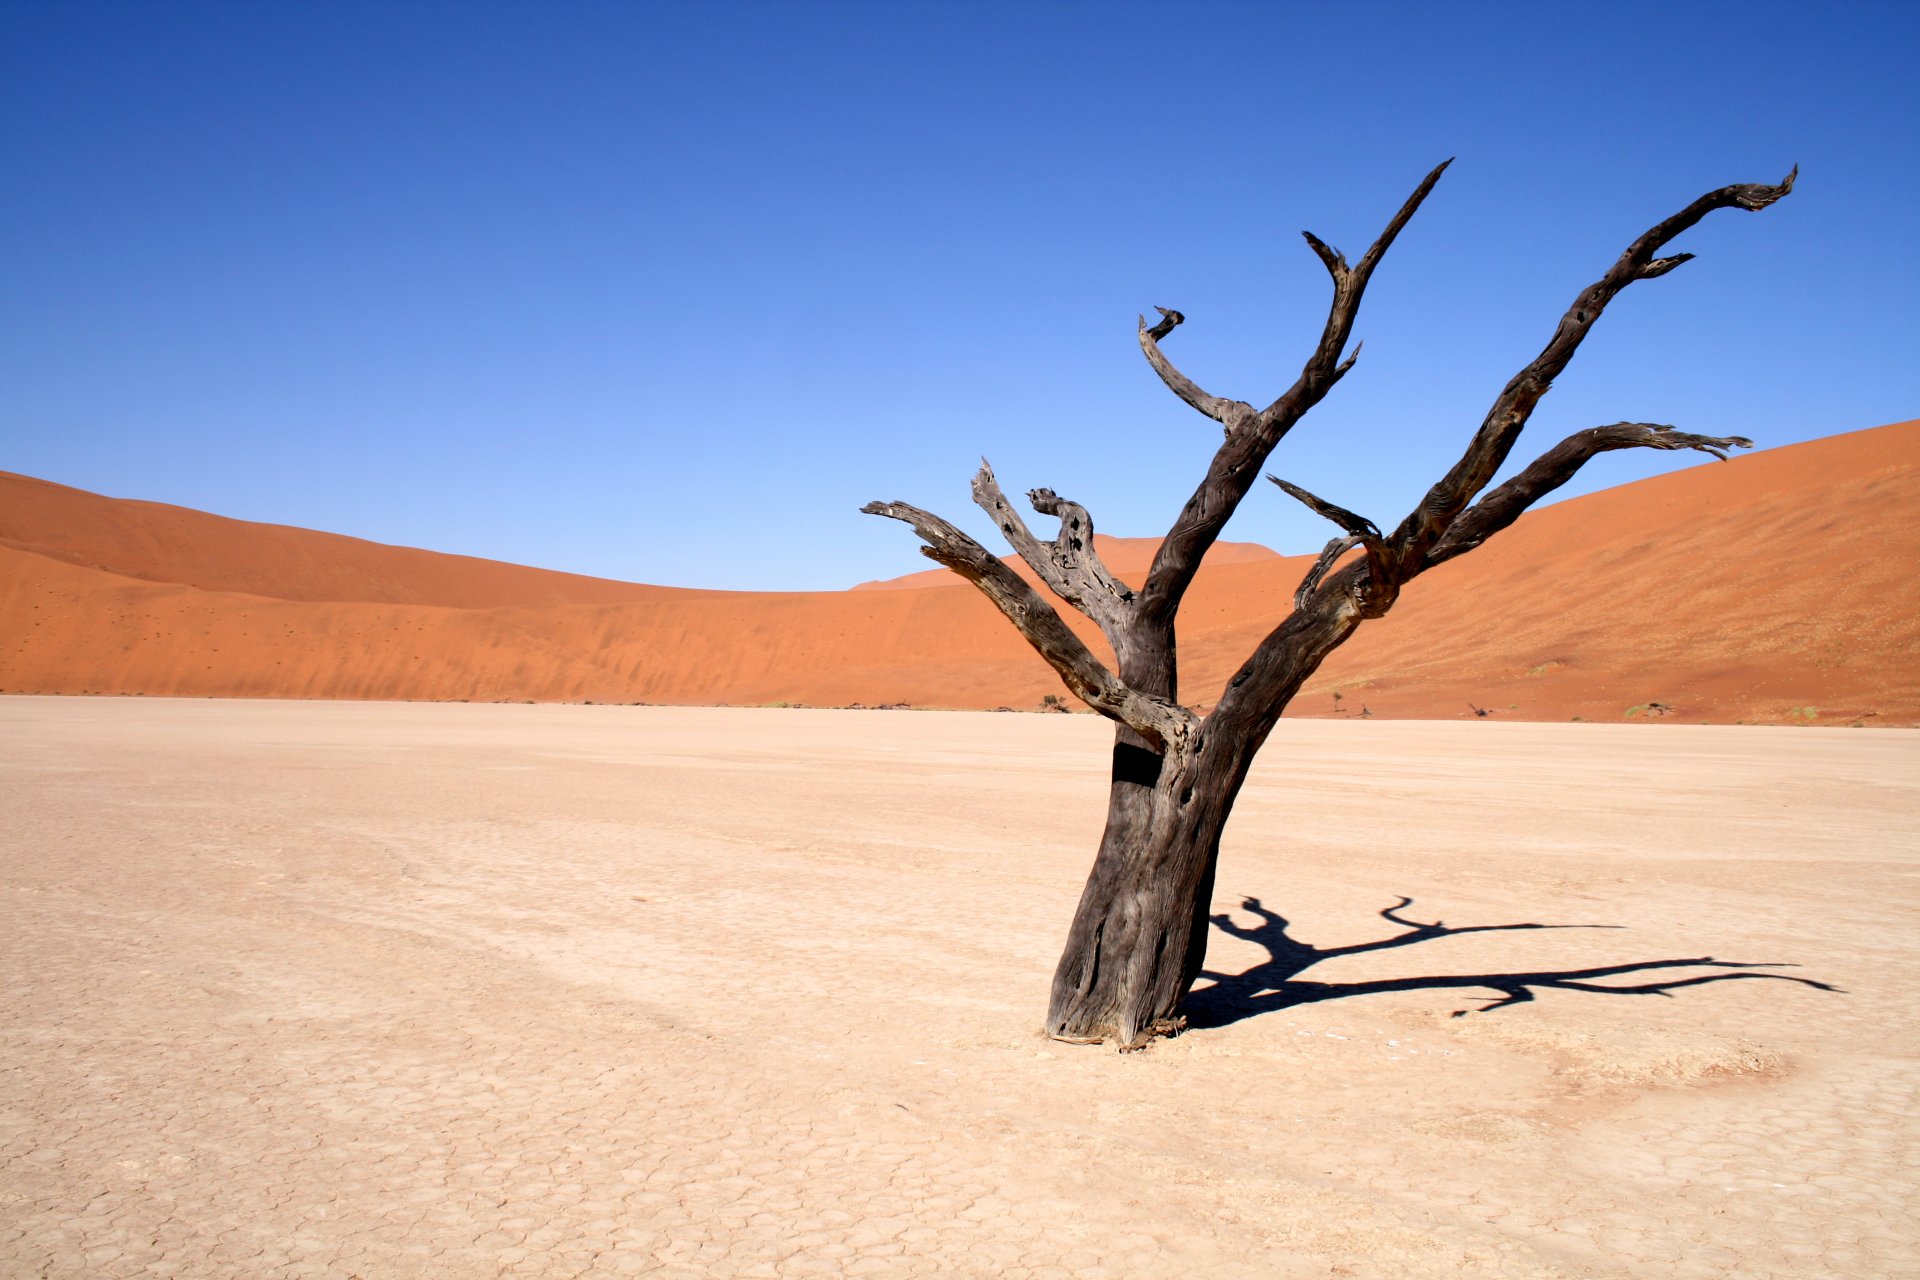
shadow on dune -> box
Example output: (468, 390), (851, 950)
(1183, 895), (1840, 1028)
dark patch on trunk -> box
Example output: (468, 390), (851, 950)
(1111, 742), (1163, 788)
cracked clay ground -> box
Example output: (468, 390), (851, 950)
(2, 699), (1916, 1278)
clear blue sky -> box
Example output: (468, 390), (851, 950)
(3, 1), (1916, 591)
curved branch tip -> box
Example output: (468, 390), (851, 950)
(1302, 230), (1348, 278)
(1143, 307), (1184, 342)
(1268, 474), (1383, 541)
(1735, 165), (1797, 210)
(1637, 253), (1695, 280)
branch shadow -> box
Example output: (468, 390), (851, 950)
(1183, 895), (1840, 1029)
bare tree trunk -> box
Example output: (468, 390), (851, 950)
(1045, 732), (1238, 1047)
(1047, 611), (1355, 1047)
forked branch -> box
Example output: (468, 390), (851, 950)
(1392, 168), (1796, 564)
(860, 499), (1193, 749)
(1027, 486), (1135, 613)
(970, 461), (1135, 631)
(1218, 170), (1792, 735)
(1258, 158), (1453, 423)
(1269, 475), (1392, 613)
(1426, 424), (1754, 566)
(1142, 159), (1453, 622)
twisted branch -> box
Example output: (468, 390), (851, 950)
(1137, 308), (1255, 433)
(969, 460), (1135, 631)
(860, 499), (1192, 750)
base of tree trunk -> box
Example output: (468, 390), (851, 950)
(1045, 766), (1230, 1049)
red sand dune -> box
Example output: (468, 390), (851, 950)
(0, 471), (660, 608)
(3, 420), (1916, 725)
(851, 535), (1279, 592)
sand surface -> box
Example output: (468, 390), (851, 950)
(4, 420), (1916, 723)
(3, 698), (1915, 1278)
(847, 535), (1281, 592)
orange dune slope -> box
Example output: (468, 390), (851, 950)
(2, 421), (1915, 724)
(0, 471), (660, 607)
(851, 535), (1279, 592)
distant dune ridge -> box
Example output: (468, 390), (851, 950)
(3, 421), (1916, 724)
(849, 535), (1281, 592)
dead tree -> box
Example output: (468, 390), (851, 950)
(863, 162), (1793, 1049)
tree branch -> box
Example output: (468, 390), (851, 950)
(1027, 486), (1136, 612)
(860, 498), (1193, 750)
(969, 460), (1069, 595)
(1269, 475), (1392, 611)
(1424, 423), (1754, 567)
(1197, 168), (1790, 756)
(1390, 168), (1796, 565)
(1213, 421), (1758, 749)
(969, 460), (1135, 630)
(1207, 556), (1373, 752)
(1301, 231), (1347, 282)
(1137, 308), (1255, 433)
(1264, 159), (1452, 428)
(1292, 535), (1362, 611)
(1141, 159), (1453, 624)
(1267, 475), (1382, 541)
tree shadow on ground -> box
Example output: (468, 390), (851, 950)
(1183, 895), (1840, 1029)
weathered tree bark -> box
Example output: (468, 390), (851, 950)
(864, 162), (1794, 1048)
